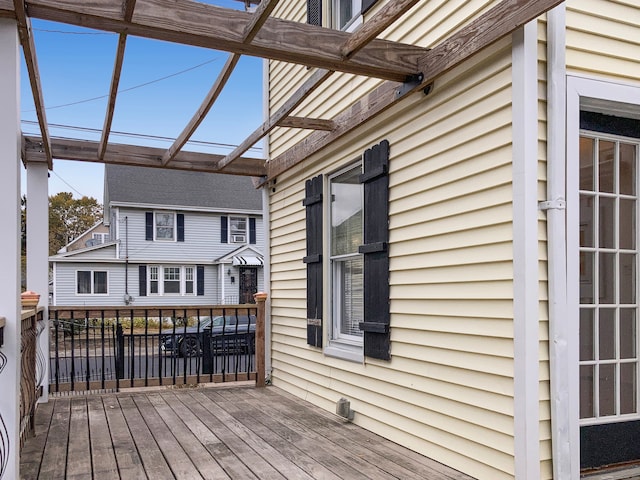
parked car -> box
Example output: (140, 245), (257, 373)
(160, 315), (256, 357)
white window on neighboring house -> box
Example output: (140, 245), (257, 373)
(76, 270), (108, 295)
(229, 216), (247, 243)
(155, 212), (175, 240)
(92, 232), (109, 244)
(147, 265), (196, 296)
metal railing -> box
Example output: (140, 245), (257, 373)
(20, 308), (44, 448)
(49, 305), (261, 393)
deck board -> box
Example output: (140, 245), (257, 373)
(21, 384), (474, 480)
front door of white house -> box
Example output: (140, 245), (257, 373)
(579, 112), (640, 470)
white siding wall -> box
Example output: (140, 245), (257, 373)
(269, 32), (520, 477)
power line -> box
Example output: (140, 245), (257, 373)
(49, 170), (87, 198)
(22, 56), (223, 112)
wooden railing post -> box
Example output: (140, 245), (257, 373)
(253, 292), (267, 388)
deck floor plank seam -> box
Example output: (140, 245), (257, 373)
(19, 400), (55, 480)
(36, 397), (72, 479)
(86, 396), (120, 480)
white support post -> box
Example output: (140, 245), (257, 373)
(512, 20), (541, 479)
(0, 18), (23, 480)
(26, 161), (50, 402)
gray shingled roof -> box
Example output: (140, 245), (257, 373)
(104, 165), (261, 211)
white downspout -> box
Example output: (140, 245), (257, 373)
(546, 5), (577, 479)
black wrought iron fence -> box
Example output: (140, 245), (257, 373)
(49, 305), (258, 393)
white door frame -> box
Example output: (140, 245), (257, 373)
(566, 74), (640, 473)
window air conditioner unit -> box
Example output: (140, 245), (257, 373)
(232, 235), (246, 243)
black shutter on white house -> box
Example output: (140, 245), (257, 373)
(177, 213), (185, 242)
(221, 216), (228, 243)
(145, 212), (153, 240)
(303, 175), (323, 347)
(307, 0), (321, 26)
(249, 218), (256, 244)
(358, 140), (390, 360)
(139, 265), (147, 296)
(197, 265), (205, 296)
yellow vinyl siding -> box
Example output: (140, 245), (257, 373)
(566, 0), (640, 82)
(268, 30), (519, 476)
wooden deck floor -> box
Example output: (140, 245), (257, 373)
(20, 383), (472, 480)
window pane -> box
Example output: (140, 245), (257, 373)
(93, 271), (107, 294)
(164, 267), (181, 294)
(620, 309), (637, 359)
(185, 267), (194, 294)
(598, 309), (615, 360)
(580, 136), (595, 191)
(599, 196), (615, 249)
(156, 213), (174, 239)
(599, 252), (615, 304)
(599, 363), (616, 417)
(620, 199), (636, 250)
(580, 364), (595, 419)
(620, 363), (637, 415)
(230, 217), (247, 235)
(580, 195), (594, 247)
(620, 143), (637, 196)
(331, 166), (362, 256)
(580, 251), (594, 304)
(620, 253), (636, 304)
(599, 140), (615, 193)
(580, 308), (595, 361)
(336, 257), (363, 337)
(77, 271), (91, 294)
(150, 281), (158, 294)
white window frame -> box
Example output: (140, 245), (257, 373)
(332, 0), (362, 31)
(324, 162), (365, 362)
(147, 265), (196, 296)
(229, 216), (248, 244)
(154, 211), (176, 241)
(92, 232), (109, 244)
(75, 270), (109, 296)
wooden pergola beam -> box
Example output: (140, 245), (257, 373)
(98, 0), (136, 160)
(0, 0), (426, 81)
(23, 136), (266, 177)
(14, 0), (52, 169)
(265, 0), (565, 181)
(217, 0), (422, 171)
(278, 117), (335, 131)
(161, 0), (280, 166)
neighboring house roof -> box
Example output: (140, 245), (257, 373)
(104, 164), (262, 211)
(58, 220), (106, 253)
(49, 241), (120, 262)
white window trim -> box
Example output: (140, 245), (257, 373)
(332, 0), (362, 31)
(325, 162), (364, 362)
(75, 270), (109, 296)
(154, 211), (177, 242)
(147, 265), (197, 296)
(566, 75), (640, 478)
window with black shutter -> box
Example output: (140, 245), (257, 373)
(221, 216), (228, 243)
(307, 0), (321, 25)
(358, 140), (390, 360)
(145, 212), (153, 240)
(197, 265), (205, 296)
(139, 265), (147, 296)
(303, 175), (323, 347)
(177, 213), (185, 242)
(249, 218), (256, 244)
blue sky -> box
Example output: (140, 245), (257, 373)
(20, 0), (264, 202)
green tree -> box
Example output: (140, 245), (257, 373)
(49, 192), (102, 255)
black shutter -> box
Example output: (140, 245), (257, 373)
(177, 213), (185, 242)
(303, 175), (323, 347)
(358, 140), (390, 360)
(221, 216), (228, 243)
(197, 265), (205, 296)
(139, 265), (147, 297)
(307, 0), (321, 25)
(249, 217), (256, 244)
(360, 0), (379, 14)
(145, 212), (153, 240)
